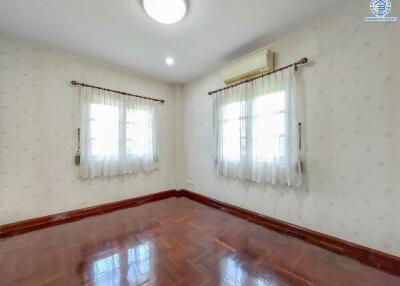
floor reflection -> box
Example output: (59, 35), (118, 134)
(220, 255), (274, 286)
(92, 252), (121, 285)
(89, 240), (153, 286)
(126, 242), (151, 284)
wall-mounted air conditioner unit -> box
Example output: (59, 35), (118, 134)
(222, 49), (274, 85)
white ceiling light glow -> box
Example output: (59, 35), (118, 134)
(143, 0), (187, 24)
(165, 57), (175, 66)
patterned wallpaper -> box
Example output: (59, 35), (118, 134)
(0, 35), (178, 225)
(0, 1), (399, 257)
(180, 2), (400, 255)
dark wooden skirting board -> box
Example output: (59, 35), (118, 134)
(179, 189), (400, 277)
(0, 189), (179, 238)
(0, 188), (399, 276)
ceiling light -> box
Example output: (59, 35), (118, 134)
(143, 0), (187, 24)
(165, 57), (175, 66)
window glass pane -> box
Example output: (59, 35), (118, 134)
(126, 109), (152, 156)
(224, 101), (241, 120)
(274, 112), (285, 135)
(278, 135), (286, 158)
(252, 91), (286, 161)
(90, 104), (119, 157)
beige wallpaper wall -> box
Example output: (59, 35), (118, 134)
(179, 2), (400, 255)
(1, 1), (399, 257)
(0, 35), (179, 225)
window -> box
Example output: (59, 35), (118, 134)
(80, 87), (159, 178)
(213, 68), (302, 186)
(89, 105), (155, 159)
(221, 91), (287, 163)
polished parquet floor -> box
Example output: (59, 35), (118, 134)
(0, 197), (399, 286)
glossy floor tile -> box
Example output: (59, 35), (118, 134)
(0, 197), (399, 285)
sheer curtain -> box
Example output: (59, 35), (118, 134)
(80, 87), (159, 178)
(213, 67), (302, 187)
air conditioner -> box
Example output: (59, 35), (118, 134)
(222, 49), (274, 85)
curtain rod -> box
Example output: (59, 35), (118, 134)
(208, 57), (308, 95)
(71, 80), (165, 103)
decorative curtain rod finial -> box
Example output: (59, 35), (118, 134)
(298, 57), (308, 65)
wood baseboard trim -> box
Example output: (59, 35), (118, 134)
(1, 188), (398, 276)
(0, 189), (179, 238)
(179, 189), (400, 276)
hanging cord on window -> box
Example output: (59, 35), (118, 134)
(298, 123), (302, 150)
(298, 122), (303, 173)
(75, 128), (80, 165)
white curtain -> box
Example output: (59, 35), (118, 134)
(80, 87), (159, 178)
(213, 67), (302, 187)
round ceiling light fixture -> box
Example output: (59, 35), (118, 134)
(165, 57), (175, 66)
(142, 0), (187, 24)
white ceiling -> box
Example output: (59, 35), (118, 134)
(0, 0), (342, 84)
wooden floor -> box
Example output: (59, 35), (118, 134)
(0, 197), (399, 286)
